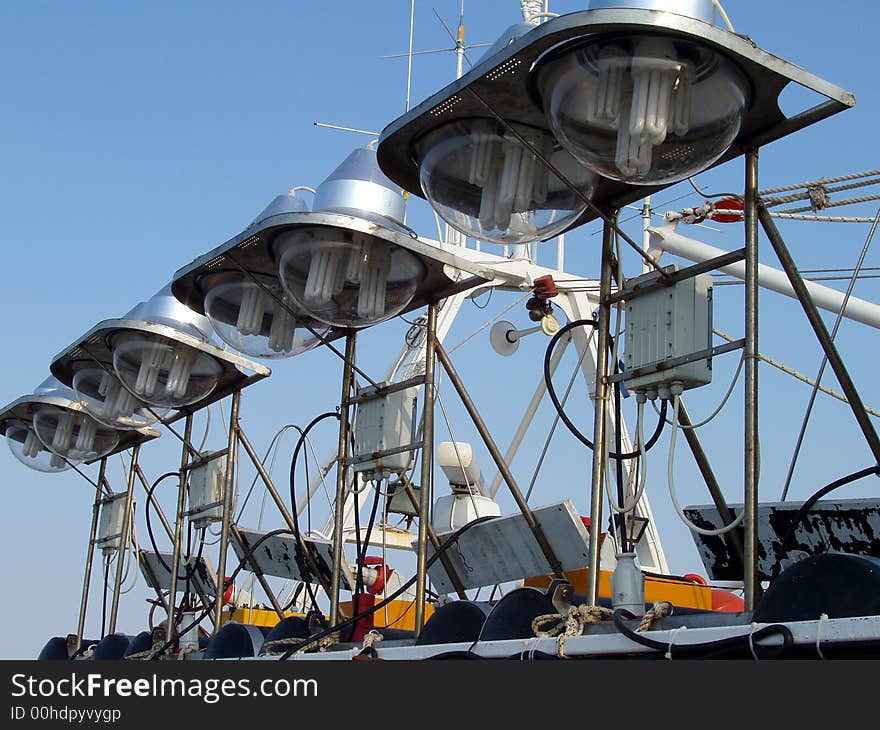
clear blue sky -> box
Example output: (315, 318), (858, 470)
(0, 1), (878, 658)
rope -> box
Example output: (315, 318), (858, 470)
(262, 631), (341, 656)
(770, 213), (879, 223)
(665, 626), (687, 659)
(713, 328), (880, 418)
(532, 604), (614, 659)
(362, 629), (383, 650)
(777, 193), (880, 215)
(124, 637), (170, 661)
(531, 600), (672, 658)
(763, 177), (880, 208)
(816, 613), (829, 660)
(759, 169), (880, 196)
(636, 602), (672, 632)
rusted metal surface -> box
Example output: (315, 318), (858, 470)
(686, 498), (880, 581)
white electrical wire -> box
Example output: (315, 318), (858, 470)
(652, 352), (745, 430)
(668, 395), (745, 536)
(118, 520), (141, 596)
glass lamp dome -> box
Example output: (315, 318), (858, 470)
(72, 366), (167, 429)
(109, 285), (222, 409)
(5, 419), (70, 472)
(277, 227), (424, 329)
(111, 331), (223, 409)
(203, 272), (329, 359)
(32, 406), (119, 465)
(536, 32), (750, 185)
(415, 119), (595, 244)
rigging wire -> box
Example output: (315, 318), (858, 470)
(780, 208), (880, 500)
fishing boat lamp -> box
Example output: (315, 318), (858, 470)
(50, 287), (271, 420)
(0, 377), (158, 472)
(199, 187), (331, 359)
(172, 146), (494, 338)
(377, 2), (854, 232)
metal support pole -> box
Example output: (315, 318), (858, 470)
(587, 221), (615, 606)
(677, 401), (745, 569)
(108, 444), (140, 635)
(758, 203), (880, 466)
(399, 474), (467, 599)
(166, 415), (194, 644)
(75, 458), (108, 650)
(744, 150), (761, 609)
(236, 424), (337, 597)
(213, 391), (240, 633)
(330, 333), (356, 626)
(414, 304), (437, 636)
(435, 340), (565, 579)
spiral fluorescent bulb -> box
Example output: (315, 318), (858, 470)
(135, 344), (165, 398)
(52, 411), (76, 454)
(267, 298), (297, 353)
(354, 241), (391, 321)
(590, 39), (694, 177)
(165, 347), (197, 400)
(304, 248), (346, 305)
(97, 372), (137, 421)
(471, 136), (549, 233)
(236, 286), (266, 336)
(106, 380), (138, 421)
(22, 428), (43, 459)
(74, 417), (98, 454)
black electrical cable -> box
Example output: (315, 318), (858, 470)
(149, 527), (303, 659)
(288, 412), (340, 517)
(287, 411), (340, 616)
(144, 471), (205, 584)
(144, 472), (181, 573)
(773, 464), (880, 577)
(612, 608), (793, 659)
(278, 516), (496, 660)
(544, 319), (667, 459)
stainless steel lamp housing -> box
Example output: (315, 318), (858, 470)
(172, 147), (494, 338)
(376, 8), (854, 231)
(0, 377), (159, 471)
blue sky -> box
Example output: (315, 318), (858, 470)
(1, 1), (879, 658)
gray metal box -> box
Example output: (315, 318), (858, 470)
(352, 386), (418, 479)
(188, 453), (227, 528)
(623, 264), (713, 393)
(96, 492), (132, 556)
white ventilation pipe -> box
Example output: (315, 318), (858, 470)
(648, 223), (880, 329)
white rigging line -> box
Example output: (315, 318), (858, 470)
(713, 328), (880, 419)
(779, 208), (880, 500)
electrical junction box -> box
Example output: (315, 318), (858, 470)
(96, 492), (132, 556)
(188, 453), (228, 529)
(623, 264), (713, 394)
(352, 385), (418, 481)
